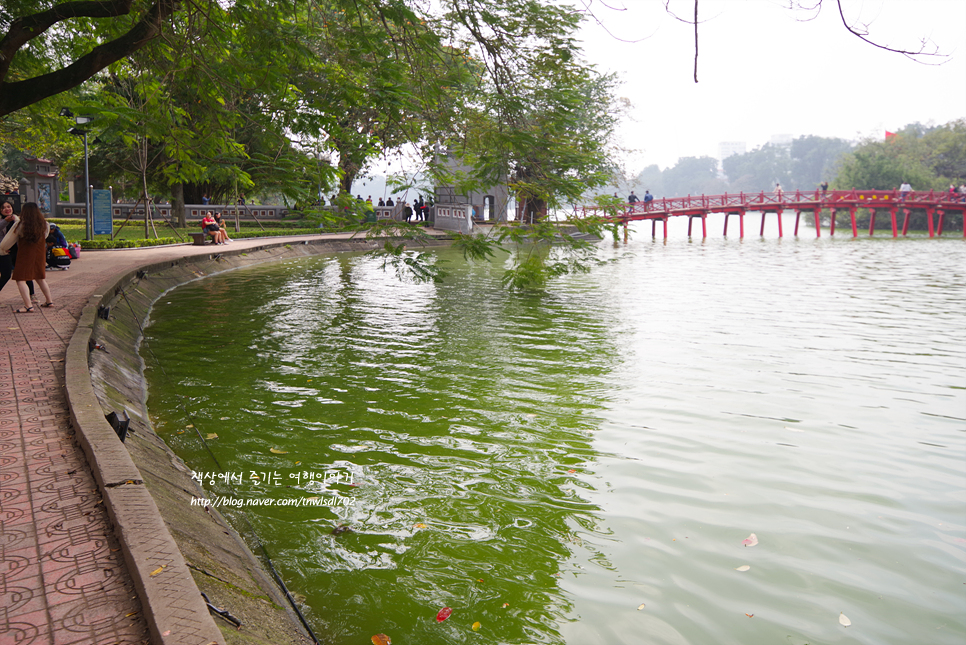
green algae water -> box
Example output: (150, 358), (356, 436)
(143, 232), (966, 645)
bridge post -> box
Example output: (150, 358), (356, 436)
(937, 209), (945, 236)
(849, 206), (858, 238)
(830, 208), (837, 236)
(868, 209), (876, 237)
(760, 212), (766, 236)
(813, 209), (821, 237)
(724, 213), (729, 236)
(776, 208), (783, 237)
(926, 207), (935, 237)
(624, 221), (629, 244)
(651, 219), (656, 237)
(889, 207), (898, 238)
(739, 210), (745, 238)
(663, 216), (668, 240)
(902, 208), (911, 236)
(701, 213), (707, 238)
(794, 210), (801, 236)
(688, 215), (693, 237)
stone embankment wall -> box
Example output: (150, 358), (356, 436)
(67, 238), (450, 644)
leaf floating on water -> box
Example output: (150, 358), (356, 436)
(735, 565), (751, 572)
(220, 416), (230, 420)
(745, 613), (754, 618)
(567, 469), (577, 474)
(186, 424), (194, 428)
(371, 634), (391, 645)
(414, 523), (427, 529)
(270, 448), (288, 454)
(502, 603), (509, 608)
(742, 533), (759, 547)
(637, 603), (646, 610)
(472, 621), (481, 631)
(206, 433), (218, 440)
(839, 612), (851, 627)
(436, 607), (452, 622)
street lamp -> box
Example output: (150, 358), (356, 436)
(61, 108), (93, 240)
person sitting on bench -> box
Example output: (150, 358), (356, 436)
(201, 212), (227, 244)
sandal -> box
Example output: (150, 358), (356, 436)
(40, 302), (54, 308)
(14, 307), (34, 313)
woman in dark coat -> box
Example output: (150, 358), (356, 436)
(0, 202), (53, 312)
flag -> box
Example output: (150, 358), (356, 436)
(885, 131), (897, 141)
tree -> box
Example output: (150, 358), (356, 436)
(0, 0), (180, 117)
(833, 120), (965, 192)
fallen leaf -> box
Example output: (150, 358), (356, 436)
(436, 607), (452, 622)
(295, 461), (301, 465)
(472, 621), (481, 631)
(735, 565), (751, 572)
(637, 603), (646, 610)
(125, 611), (138, 617)
(414, 523), (427, 529)
(270, 448), (288, 454)
(149, 565), (166, 576)
(186, 424), (194, 428)
(742, 533), (759, 547)
(206, 433), (218, 440)
(502, 603), (509, 608)
(371, 635), (391, 645)
(839, 612), (851, 627)
(162, 631), (171, 636)
(745, 613), (754, 618)
(567, 469), (576, 473)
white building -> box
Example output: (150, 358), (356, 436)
(718, 141), (746, 160)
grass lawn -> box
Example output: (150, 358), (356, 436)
(52, 219), (319, 244)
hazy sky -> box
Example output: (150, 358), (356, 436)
(578, 0), (966, 173)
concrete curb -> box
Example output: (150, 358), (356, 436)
(67, 286), (224, 645)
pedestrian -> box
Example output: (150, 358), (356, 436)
(403, 202), (413, 222)
(820, 181), (829, 199)
(0, 202), (54, 312)
(0, 199), (35, 299)
(774, 183), (783, 198)
(899, 181), (911, 201)
(628, 191), (639, 204)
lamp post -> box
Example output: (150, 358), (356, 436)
(60, 108), (93, 241)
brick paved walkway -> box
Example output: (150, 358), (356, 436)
(0, 235), (365, 645)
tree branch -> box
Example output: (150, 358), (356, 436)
(0, 0), (180, 117)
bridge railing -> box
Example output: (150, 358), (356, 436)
(578, 188), (965, 218)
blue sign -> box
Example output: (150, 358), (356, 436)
(92, 189), (113, 235)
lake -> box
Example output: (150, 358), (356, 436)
(143, 223), (966, 645)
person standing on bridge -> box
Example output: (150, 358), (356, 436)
(820, 182), (829, 199)
(774, 183), (783, 199)
(628, 191), (639, 204)
(900, 181), (912, 201)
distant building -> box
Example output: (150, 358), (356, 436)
(718, 142), (746, 160)
(769, 134), (793, 147)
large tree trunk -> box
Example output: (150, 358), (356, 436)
(171, 181), (185, 227)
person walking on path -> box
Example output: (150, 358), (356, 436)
(0, 202), (54, 312)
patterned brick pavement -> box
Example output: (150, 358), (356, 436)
(0, 304), (148, 644)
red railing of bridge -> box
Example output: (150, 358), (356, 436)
(580, 189), (966, 239)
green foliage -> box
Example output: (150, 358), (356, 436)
(370, 241), (447, 284)
(832, 120), (965, 191)
(79, 237), (181, 249)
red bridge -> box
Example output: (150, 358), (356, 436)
(582, 189), (966, 239)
